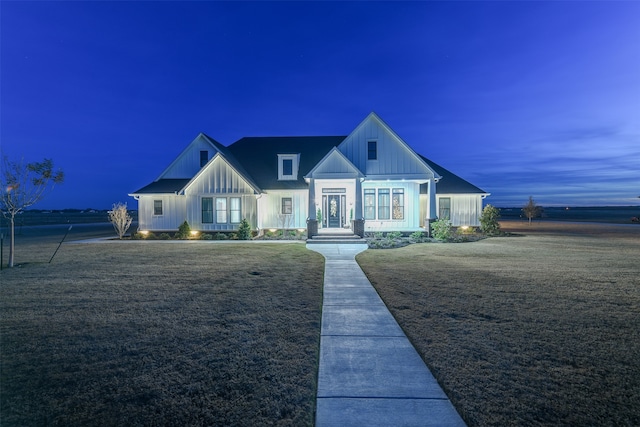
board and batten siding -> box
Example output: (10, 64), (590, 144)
(437, 194), (483, 227)
(257, 190), (308, 230)
(184, 156), (258, 230)
(338, 115), (434, 179)
(159, 135), (218, 179)
(362, 181), (422, 232)
(138, 195), (187, 231)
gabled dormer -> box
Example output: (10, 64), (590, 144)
(277, 153), (300, 180)
(338, 112), (440, 181)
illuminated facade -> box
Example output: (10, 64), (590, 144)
(130, 113), (488, 235)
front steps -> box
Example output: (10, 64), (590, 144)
(307, 230), (367, 244)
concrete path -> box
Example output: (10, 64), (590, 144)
(307, 243), (466, 427)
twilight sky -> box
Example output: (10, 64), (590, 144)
(1, 1), (638, 210)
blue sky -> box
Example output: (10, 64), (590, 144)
(1, 1), (638, 209)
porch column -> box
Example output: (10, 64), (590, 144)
(354, 178), (363, 220)
(307, 178), (318, 237)
(428, 178), (437, 220)
(352, 177), (365, 237)
(308, 178), (316, 220)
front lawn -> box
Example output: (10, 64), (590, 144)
(1, 238), (324, 426)
(357, 222), (640, 426)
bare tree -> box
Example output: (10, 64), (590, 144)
(0, 156), (64, 267)
(522, 196), (543, 224)
(108, 202), (133, 239)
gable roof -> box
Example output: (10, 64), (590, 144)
(419, 155), (488, 195)
(305, 147), (364, 179)
(226, 136), (347, 189)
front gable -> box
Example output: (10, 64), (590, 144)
(305, 147), (364, 179)
(183, 153), (259, 195)
(158, 133), (225, 179)
(338, 112), (439, 181)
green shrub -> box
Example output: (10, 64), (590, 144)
(158, 233), (171, 240)
(176, 221), (191, 239)
(479, 204), (501, 236)
(387, 231), (402, 240)
(410, 231), (425, 241)
(229, 233), (238, 240)
(374, 232), (384, 240)
(200, 233), (213, 240)
(264, 230), (275, 238)
(214, 233), (228, 240)
(431, 218), (453, 241)
(238, 219), (252, 240)
(145, 232), (157, 240)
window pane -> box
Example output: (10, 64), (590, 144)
(216, 198), (227, 223)
(282, 197), (292, 214)
(153, 200), (163, 216)
(378, 189), (390, 220)
(364, 189), (375, 220)
(230, 197), (241, 223)
(282, 159), (293, 176)
(392, 189), (404, 220)
(368, 141), (377, 160)
(200, 151), (208, 167)
(202, 197), (213, 223)
(439, 197), (451, 220)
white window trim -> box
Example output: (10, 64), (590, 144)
(278, 154), (300, 181)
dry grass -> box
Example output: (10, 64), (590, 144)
(0, 232), (324, 426)
(357, 221), (640, 426)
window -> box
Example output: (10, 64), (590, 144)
(202, 197), (213, 223)
(367, 141), (377, 160)
(282, 159), (293, 176)
(278, 154), (299, 180)
(153, 200), (163, 216)
(281, 197), (292, 214)
(392, 189), (404, 220)
(230, 197), (241, 223)
(216, 197), (227, 223)
(439, 197), (451, 220)
(378, 189), (390, 219)
(364, 189), (376, 220)
(200, 151), (208, 167)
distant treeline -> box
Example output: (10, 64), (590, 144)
(498, 206), (640, 224)
(1, 209), (139, 227)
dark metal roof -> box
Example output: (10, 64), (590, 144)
(419, 155), (488, 194)
(131, 179), (191, 194)
(226, 136), (348, 189)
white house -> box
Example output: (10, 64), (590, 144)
(130, 113), (489, 236)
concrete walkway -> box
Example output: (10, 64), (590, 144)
(307, 243), (466, 427)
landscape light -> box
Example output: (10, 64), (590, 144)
(190, 230), (199, 236)
(269, 228), (277, 232)
(140, 230), (149, 235)
(460, 226), (469, 231)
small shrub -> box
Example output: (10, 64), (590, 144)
(158, 233), (171, 240)
(131, 232), (143, 240)
(374, 232), (384, 240)
(145, 232), (157, 240)
(238, 218), (252, 240)
(265, 230), (275, 238)
(387, 231), (402, 240)
(431, 218), (453, 241)
(229, 233), (238, 240)
(410, 231), (425, 241)
(214, 233), (228, 240)
(480, 204), (501, 236)
(200, 233), (213, 240)
(176, 221), (191, 239)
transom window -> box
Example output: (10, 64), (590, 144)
(153, 200), (163, 216)
(367, 141), (377, 160)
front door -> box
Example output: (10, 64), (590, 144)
(327, 194), (341, 228)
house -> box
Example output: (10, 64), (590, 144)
(130, 113), (489, 236)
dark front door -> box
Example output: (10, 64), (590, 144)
(327, 195), (341, 228)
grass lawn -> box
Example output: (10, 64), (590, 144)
(357, 221), (640, 426)
(0, 231), (324, 426)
